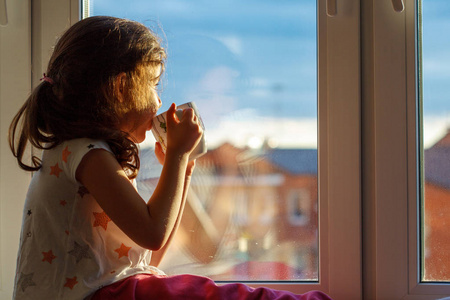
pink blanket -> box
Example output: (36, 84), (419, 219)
(92, 274), (332, 299)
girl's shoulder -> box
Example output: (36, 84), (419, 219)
(61, 138), (112, 155)
(54, 138), (113, 183)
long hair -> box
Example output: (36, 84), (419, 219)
(9, 16), (166, 179)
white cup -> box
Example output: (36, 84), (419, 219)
(151, 102), (207, 160)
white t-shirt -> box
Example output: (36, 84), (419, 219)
(13, 138), (165, 300)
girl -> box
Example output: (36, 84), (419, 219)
(9, 16), (331, 300)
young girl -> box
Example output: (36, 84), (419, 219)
(9, 16), (331, 300)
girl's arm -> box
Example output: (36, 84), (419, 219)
(150, 164), (193, 266)
(150, 142), (195, 267)
(76, 104), (202, 251)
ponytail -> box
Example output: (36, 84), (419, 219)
(9, 79), (141, 178)
(9, 81), (57, 171)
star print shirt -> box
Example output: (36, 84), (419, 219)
(13, 138), (165, 300)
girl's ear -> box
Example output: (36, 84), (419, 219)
(115, 72), (127, 103)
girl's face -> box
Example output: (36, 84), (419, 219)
(119, 67), (162, 143)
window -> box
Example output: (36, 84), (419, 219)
(421, 0), (450, 283)
(90, 0), (362, 295)
(1, 0), (363, 297)
(93, 0), (321, 282)
(287, 189), (311, 226)
(362, 0), (450, 298)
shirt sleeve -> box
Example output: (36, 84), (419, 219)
(61, 138), (113, 184)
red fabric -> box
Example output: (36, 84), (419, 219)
(91, 273), (332, 300)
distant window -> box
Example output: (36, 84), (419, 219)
(233, 190), (248, 225)
(287, 189), (310, 226)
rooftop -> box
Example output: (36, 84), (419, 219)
(425, 130), (450, 190)
(137, 145), (318, 181)
(264, 148), (317, 175)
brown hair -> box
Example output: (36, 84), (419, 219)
(9, 16), (166, 179)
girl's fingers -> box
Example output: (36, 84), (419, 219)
(166, 103), (183, 133)
(173, 107), (198, 126)
(166, 103), (178, 125)
(186, 159), (196, 177)
(178, 108), (194, 121)
(165, 104), (202, 156)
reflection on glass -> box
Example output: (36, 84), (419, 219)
(92, 0), (318, 281)
(421, 0), (450, 282)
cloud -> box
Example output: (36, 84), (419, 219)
(206, 116), (317, 149)
(215, 36), (243, 56)
(142, 110), (317, 150)
(423, 59), (450, 79)
(423, 115), (450, 148)
(196, 66), (239, 92)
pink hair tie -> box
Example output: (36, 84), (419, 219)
(40, 73), (54, 85)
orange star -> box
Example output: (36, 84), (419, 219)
(64, 276), (78, 290)
(93, 211), (111, 231)
(50, 163), (63, 178)
(62, 146), (71, 163)
(114, 243), (131, 259)
(42, 250), (57, 264)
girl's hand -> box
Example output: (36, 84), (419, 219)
(155, 142), (195, 175)
(166, 103), (203, 158)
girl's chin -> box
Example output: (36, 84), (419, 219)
(128, 132), (146, 144)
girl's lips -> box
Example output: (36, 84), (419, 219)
(148, 107), (160, 131)
(147, 117), (154, 131)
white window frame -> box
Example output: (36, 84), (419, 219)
(0, 0), (364, 298)
(363, 0), (450, 298)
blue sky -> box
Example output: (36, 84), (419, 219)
(92, 0), (317, 148)
(91, 0), (450, 149)
(422, 0), (450, 147)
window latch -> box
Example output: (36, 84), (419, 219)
(326, 0), (337, 17)
(391, 0), (404, 13)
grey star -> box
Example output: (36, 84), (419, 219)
(68, 241), (92, 263)
(18, 272), (36, 292)
(78, 186), (89, 198)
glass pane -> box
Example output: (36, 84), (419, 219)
(421, 0), (450, 282)
(91, 0), (318, 281)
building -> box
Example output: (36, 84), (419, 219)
(137, 130), (450, 282)
(137, 143), (318, 281)
(423, 129), (450, 281)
